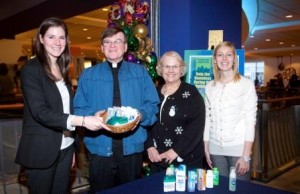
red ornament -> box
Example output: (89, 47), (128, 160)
(124, 12), (133, 25)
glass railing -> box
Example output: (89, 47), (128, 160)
(252, 96), (300, 182)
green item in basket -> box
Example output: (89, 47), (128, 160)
(107, 116), (129, 126)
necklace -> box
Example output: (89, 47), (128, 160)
(161, 81), (181, 96)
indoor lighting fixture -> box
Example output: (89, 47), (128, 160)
(84, 61), (92, 68)
(83, 28), (88, 31)
(279, 42), (284, 45)
(86, 37), (91, 40)
(265, 39), (271, 42)
(285, 15), (293, 18)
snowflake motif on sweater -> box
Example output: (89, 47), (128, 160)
(164, 139), (173, 147)
(182, 91), (190, 98)
(175, 126), (183, 134)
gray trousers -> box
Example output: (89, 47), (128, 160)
(210, 154), (251, 181)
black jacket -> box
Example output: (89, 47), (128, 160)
(15, 57), (74, 168)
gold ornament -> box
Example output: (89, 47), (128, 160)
(133, 24), (148, 38)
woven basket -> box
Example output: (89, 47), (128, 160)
(101, 111), (139, 133)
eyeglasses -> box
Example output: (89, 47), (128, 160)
(162, 65), (181, 70)
(102, 39), (125, 47)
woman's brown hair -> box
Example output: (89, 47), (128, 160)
(34, 17), (71, 84)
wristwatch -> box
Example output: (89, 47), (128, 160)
(241, 156), (251, 162)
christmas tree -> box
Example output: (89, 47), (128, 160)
(107, 0), (158, 80)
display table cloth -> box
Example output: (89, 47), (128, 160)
(97, 172), (293, 194)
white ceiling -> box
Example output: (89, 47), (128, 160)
(14, 0), (300, 60)
(243, 0), (300, 57)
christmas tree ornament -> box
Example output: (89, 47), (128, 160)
(107, 0), (158, 80)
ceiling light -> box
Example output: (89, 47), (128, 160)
(254, 48), (258, 50)
(279, 42), (284, 45)
(285, 15), (293, 18)
(86, 37), (91, 40)
(102, 8), (109, 11)
(265, 39), (271, 42)
(83, 28), (88, 31)
(291, 45), (295, 47)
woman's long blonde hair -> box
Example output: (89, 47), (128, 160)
(212, 41), (241, 85)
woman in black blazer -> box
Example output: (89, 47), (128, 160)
(15, 17), (110, 194)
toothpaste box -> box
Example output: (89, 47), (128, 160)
(164, 175), (175, 192)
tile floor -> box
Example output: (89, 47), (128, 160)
(1, 166), (300, 194)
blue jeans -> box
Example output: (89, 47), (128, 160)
(210, 155), (251, 181)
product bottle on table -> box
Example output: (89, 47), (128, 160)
(213, 167), (219, 186)
(187, 170), (197, 192)
(206, 169), (214, 188)
(229, 167), (237, 192)
(176, 165), (186, 192)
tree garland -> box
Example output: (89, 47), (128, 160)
(107, 0), (158, 80)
